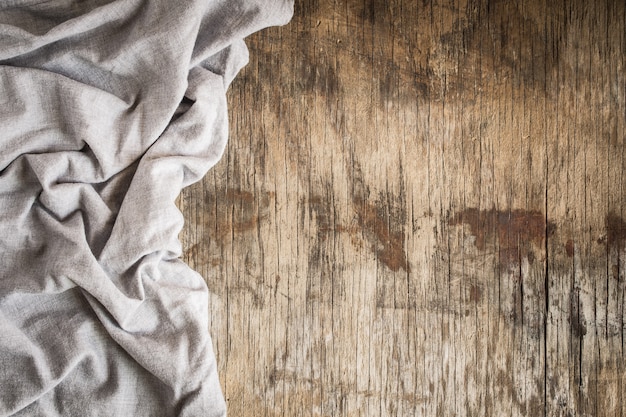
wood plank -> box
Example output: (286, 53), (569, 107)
(178, 0), (626, 415)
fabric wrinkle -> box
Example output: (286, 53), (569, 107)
(0, 1), (293, 415)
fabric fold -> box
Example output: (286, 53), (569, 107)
(0, 1), (293, 415)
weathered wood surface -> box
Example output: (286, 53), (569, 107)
(178, 0), (626, 415)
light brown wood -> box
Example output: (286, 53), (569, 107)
(178, 0), (626, 415)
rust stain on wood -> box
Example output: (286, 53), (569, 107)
(449, 208), (555, 270)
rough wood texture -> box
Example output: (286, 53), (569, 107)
(178, 0), (626, 415)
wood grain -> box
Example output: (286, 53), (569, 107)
(178, 0), (626, 415)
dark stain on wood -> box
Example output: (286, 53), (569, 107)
(344, 0), (560, 106)
(230, 280), (265, 309)
(184, 242), (221, 268)
(301, 157), (411, 309)
(304, 191), (410, 274)
(306, 194), (337, 240)
(296, 31), (340, 99)
(205, 187), (273, 239)
(354, 196), (410, 273)
(303, 183), (347, 305)
(565, 239), (575, 258)
(348, 157), (410, 275)
(469, 284), (482, 303)
(605, 212), (626, 251)
(449, 208), (555, 270)
(569, 288), (587, 338)
(493, 368), (544, 416)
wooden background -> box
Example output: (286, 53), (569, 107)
(178, 0), (626, 415)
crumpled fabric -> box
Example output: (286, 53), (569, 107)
(0, 1), (292, 415)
